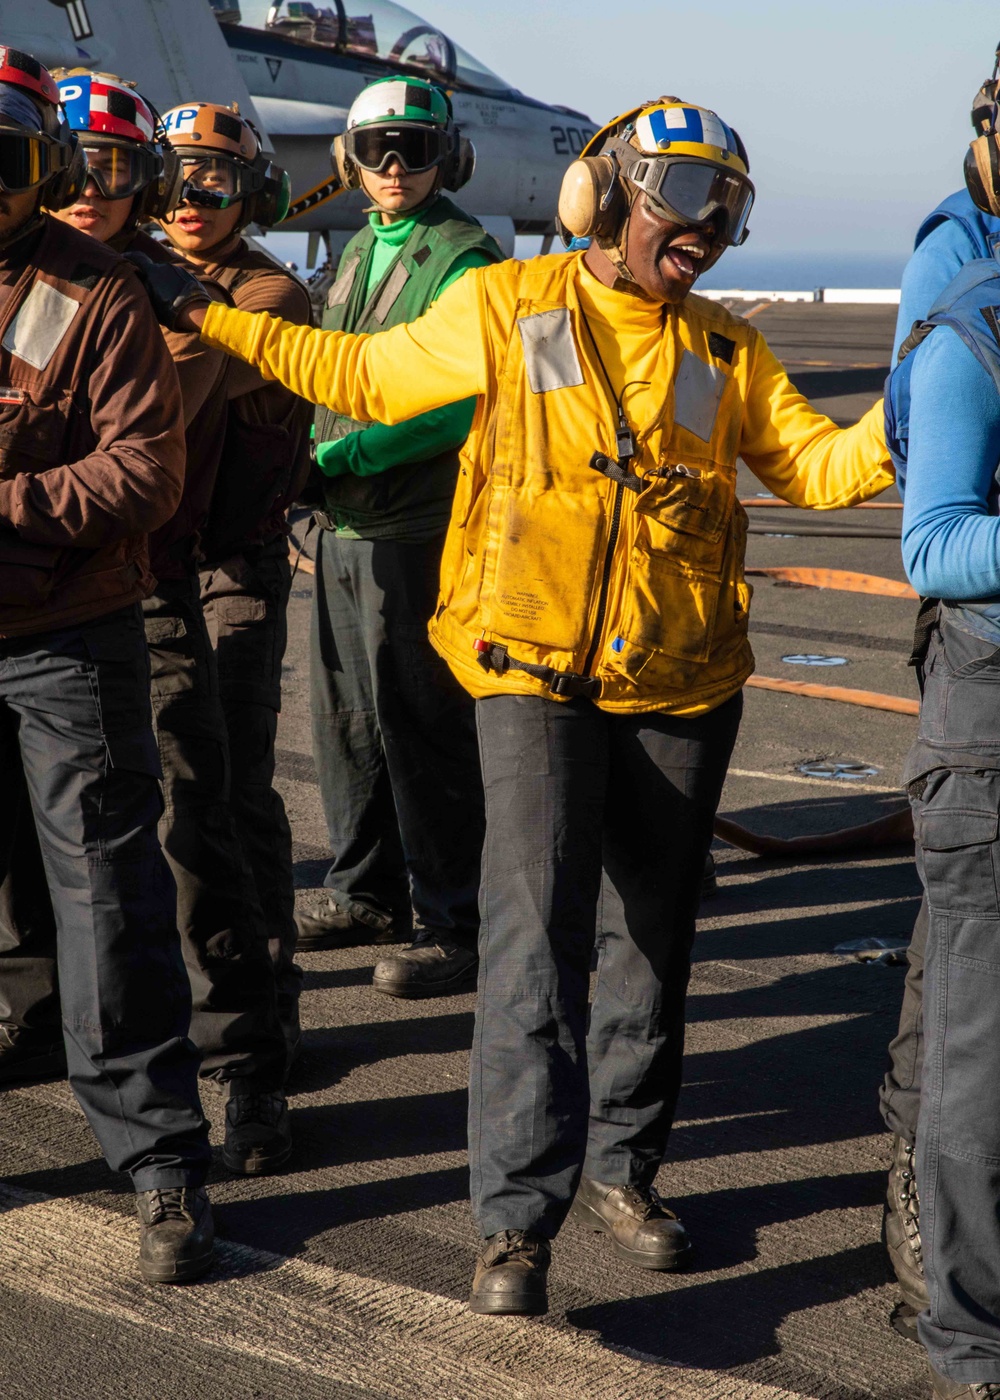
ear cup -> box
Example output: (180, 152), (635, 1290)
(250, 162), (290, 226)
(967, 133), (1000, 216)
(444, 133), (475, 191)
(42, 130), (88, 210)
(557, 155), (622, 239)
(331, 133), (360, 190)
(137, 144), (183, 221)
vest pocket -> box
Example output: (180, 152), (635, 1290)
(618, 549), (722, 663)
(634, 462), (732, 573)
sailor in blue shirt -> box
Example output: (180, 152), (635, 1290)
(882, 69), (1000, 1395)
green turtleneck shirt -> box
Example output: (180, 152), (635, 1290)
(314, 209), (491, 482)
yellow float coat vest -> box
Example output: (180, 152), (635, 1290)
(200, 252), (893, 714)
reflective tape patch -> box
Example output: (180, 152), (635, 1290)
(0, 387), (26, 405)
(326, 256), (358, 309)
(517, 308), (584, 393)
(673, 350), (726, 441)
(372, 260), (410, 324)
(2, 281), (80, 372)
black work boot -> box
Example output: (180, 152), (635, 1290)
(929, 1363), (1000, 1398)
(570, 1176), (693, 1271)
(0, 1024), (67, 1086)
(884, 1134), (928, 1315)
(136, 1187), (214, 1284)
(222, 1089), (292, 1175)
(372, 934), (478, 1000)
(469, 1230), (550, 1315)
(294, 895), (403, 951)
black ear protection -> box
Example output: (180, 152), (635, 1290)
(40, 124), (88, 210)
(966, 41), (1000, 216)
(248, 157), (290, 226)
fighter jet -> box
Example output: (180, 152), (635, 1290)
(213, 0), (597, 255)
(2, 0), (595, 258)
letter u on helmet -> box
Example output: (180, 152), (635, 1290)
(159, 100), (290, 228)
(331, 75), (474, 197)
(557, 97), (754, 280)
(54, 69), (182, 221)
(0, 45), (87, 209)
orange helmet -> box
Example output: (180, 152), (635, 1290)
(159, 100), (289, 227)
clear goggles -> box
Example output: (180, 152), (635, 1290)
(179, 155), (263, 209)
(82, 140), (160, 201)
(348, 124), (448, 175)
(626, 155), (755, 247)
(0, 129), (71, 194)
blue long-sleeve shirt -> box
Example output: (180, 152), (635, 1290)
(893, 189), (1000, 360)
(902, 326), (1000, 610)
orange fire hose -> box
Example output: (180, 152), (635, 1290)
(739, 498), (902, 509)
(745, 566), (918, 599)
(713, 805), (913, 855)
(745, 674), (918, 716)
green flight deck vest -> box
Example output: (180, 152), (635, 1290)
(314, 195), (503, 541)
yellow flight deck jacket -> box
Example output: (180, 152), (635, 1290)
(201, 252), (893, 715)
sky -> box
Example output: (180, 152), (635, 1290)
(403, 0), (999, 255)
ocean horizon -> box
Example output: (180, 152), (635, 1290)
(261, 232), (911, 291)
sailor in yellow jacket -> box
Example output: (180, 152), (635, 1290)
(144, 96), (893, 1317)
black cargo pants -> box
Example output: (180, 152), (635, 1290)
(0, 606), (209, 1187)
(470, 690), (741, 1240)
(309, 528), (483, 947)
(0, 581), (288, 1094)
(200, 535), (302, 1043)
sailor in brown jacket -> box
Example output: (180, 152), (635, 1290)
(0, 68), (293, 1176)
(0, 46), (214, 1282)
(157, 101), (314, 1053)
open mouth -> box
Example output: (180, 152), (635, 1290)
(664, 233), (710, 279)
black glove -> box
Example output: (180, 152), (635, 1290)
(124, 250), (211, 332)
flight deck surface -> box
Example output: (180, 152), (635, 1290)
(0, 302), (933, 1399)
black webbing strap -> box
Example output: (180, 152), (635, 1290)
(474, 640), (601, 699)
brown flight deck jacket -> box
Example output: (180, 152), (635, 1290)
(198, 237), (313, 563)
(124, 229), (230, 581)
(0, 215), (184, 637)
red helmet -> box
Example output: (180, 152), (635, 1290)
(54, 69), (182, 219)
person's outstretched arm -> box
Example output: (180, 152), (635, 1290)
(198, 265), (491, 424)
(739, 332), (894, 507)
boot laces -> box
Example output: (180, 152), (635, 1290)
(144, 1188), (194, 1224)
(491, 1229), (537, 1262)
(621, 1184), (671, 1220)
(228, 1092), (284, 1127)
(973, 1385), (1000, 1398)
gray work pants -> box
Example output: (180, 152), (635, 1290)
(200, 536), (302, 1043)
(309, 529), (483, 947)
(902, 617), (1000, 1381)
(470, 690), (741, 1240)
(879, 895), (926, 1144)
(0, 606), (209, 1187)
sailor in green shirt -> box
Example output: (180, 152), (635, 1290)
(295, 77), (503, 1003)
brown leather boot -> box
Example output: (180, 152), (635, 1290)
(883, 1134), (928, 1314)
(570, 1176), (693, 1271)
(469, 1230), (550, 1315)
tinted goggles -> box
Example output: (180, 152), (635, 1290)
(0, 129), (71, 194)
(348, 124), (448, 175)
(179, 156), (263, 209)
(627, 156), (755, 246)
(82, 141), (160, 201)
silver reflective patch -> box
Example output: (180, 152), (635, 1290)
(326, 256), (358, 309)
(517, 308), (584, 393)
(372, 260), (410, 324)
(2, 280), (80, 372)
(673, 350), (726, 441)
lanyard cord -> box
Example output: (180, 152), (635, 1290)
(577, 306), (650, 462)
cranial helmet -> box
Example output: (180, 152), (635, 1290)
(332, 75), (475, 209)
(557, 97), (754, 283)
(0, 46), (87, 210)
(54, 69), (182, 225)
(159, 100), (289, 229)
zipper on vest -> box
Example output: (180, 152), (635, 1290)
(582, 477), (625, 677)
